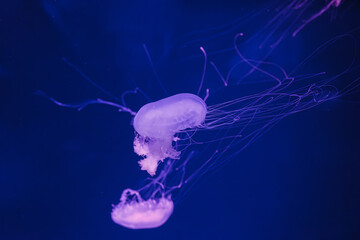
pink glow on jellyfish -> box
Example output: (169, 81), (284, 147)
(133, 93), (207, 176)
(111, 189), (174, 229)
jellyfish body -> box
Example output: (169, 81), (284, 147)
(111, 189), (174, 229)
(133, 93), (207, 175)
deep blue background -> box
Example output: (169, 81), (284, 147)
(1, 0), (360, 239)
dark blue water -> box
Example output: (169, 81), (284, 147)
(1, 0), (360, 239)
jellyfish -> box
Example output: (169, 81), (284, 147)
(111, 189), (174, 229)
(37, 0), (360, 231)
(133, 93), (207, 176)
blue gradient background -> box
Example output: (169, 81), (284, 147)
(1, 0), (360, 239)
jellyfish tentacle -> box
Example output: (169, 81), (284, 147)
(34, 90), (136, 115)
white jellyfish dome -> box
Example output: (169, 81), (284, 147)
(111, 189), (174, 229)
(133, 93), (207, 175)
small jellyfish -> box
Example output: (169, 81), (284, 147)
(133, 93), (207, 176)
(111, 189), (174, 229)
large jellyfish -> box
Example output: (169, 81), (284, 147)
(133, 93), (207, 176)
(37, 0), (360, 231)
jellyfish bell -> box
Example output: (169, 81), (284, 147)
(133, 93), (207, 176)
(134, 93), (207, 138)
(111, 189), (174, 229)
